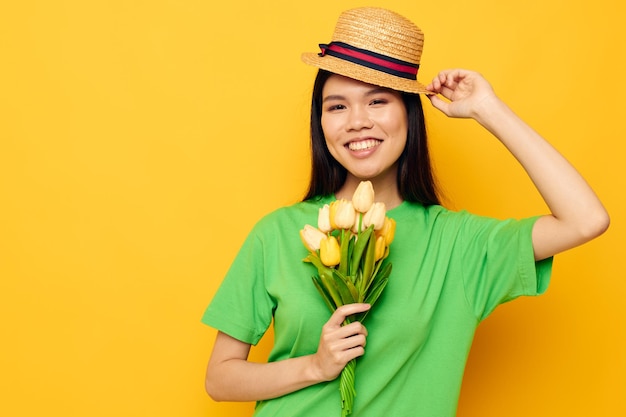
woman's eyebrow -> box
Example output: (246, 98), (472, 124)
(322, 88), (394, 103)
(364, 87), (394, 96)
(322, 94), (345, 103)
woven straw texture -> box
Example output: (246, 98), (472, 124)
(301, 7), (428, 94)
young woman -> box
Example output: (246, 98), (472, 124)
(202, 7), (609, 416)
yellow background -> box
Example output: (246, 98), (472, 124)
(1, 0), (624, 416)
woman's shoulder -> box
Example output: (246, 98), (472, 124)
(411, 202), (539, 236)
(395, 201), (504, 231)
(393, 201), (464, 221)
(253, 196), (333, 233)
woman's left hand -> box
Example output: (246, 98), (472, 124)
(426, 70), (609, 261)
(425, 69), (498, 119)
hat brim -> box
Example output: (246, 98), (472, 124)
(301, 52), (429, 94)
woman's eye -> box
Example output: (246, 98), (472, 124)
(370, 98), (388, 105)
(327, 104), (346, 111)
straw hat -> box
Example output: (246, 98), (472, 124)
(301, 7), (428, 94)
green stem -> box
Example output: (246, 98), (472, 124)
(339, 359), (356, 417)
(339, 229), (350, 276)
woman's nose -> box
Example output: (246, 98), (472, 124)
(346, 107), (374, 131)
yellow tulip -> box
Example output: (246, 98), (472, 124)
(374, 235), (386, 261)
(363, 202), (386, 230)
(379, 217), (396, 246)
(351, 181), (375, 213)
(330, 199), (355, 230)
(320, 235), (341, 266)
(329, 201), (338, 229)
(300, 224), (326, 252)
(318, 204), (332, 233)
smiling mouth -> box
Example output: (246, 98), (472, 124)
(347, 139), (382, 151)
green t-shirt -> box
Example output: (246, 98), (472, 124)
(202, 196), (553, 416)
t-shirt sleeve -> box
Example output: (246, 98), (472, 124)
(201, 225), (275, 345)
(459, 214), (553, 321)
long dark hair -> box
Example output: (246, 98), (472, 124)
(303, 69), (440, 206)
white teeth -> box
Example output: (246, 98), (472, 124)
(348, 139), (381, 151)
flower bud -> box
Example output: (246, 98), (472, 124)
(318, 204), (332, 233)
(330, 199), (356, 230)
(363, 202), (386, 230)
(351, 211), (362, 234)
(300, 224), (326, 252)
(374, 235), (386, 261)
(351, 181), (375, 213)
(379, 217), (396, 246)
(320, 235), (341, 267)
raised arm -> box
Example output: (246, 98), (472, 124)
(205, 303), (370, 402)
(426, 69), (609, 261)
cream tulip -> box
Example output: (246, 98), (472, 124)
(318, 204), (332, 233)
(300, 224), (326, 252)
(363, 202), (386, 230)
(351, 181), (375, 213)
(330, 199), (356, 230)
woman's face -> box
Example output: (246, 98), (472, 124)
(321, 74), (408, 183)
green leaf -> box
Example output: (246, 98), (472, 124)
(363, 262), (392, 295)
(311, 275), (337, 313)
(364, 277), (388, 306)
(338, 229), (350, 276)
(332, 270), (357, 305)
(346, 236), (355, 278)
(363, 263), (392, 306)
(356, 262), (392, 322)
(333, 269), (359, 303)
(304, 252), (331, 276)
(350, 225), (374, 273)
(361, 231), (377, 287)
(321, 270), (344, 308)
(357, 278), (388, 322)
(354, 269), (364, 302)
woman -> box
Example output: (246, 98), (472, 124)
(202, 7), (609, 416)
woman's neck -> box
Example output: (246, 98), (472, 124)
(336, 175), (403, 210)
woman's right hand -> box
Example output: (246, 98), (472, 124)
(205, 303), (371, 402)
(311, 303), (371, 381)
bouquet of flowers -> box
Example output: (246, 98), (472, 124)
(299, 181), (396, 417)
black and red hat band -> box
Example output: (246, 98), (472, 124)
(318, 41), (419, 80)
